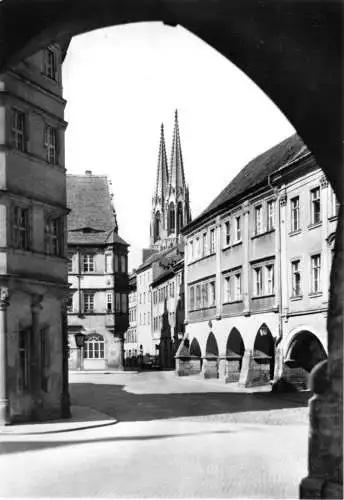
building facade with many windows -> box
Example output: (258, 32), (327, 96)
(124, 273), (140, 366)
(0, 41), (71, 423)
(67, 172), (129, 371)
(179, 135), (338, 389)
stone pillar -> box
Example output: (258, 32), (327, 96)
(0, 286), (9, 425)
(242, 202), (250, 315)
(300, 203), (343, 499)
(31, 294), (43, 420)
(60, 296), (71, 418)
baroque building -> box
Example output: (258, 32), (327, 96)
(177, 134), (338, 390)
(67, 172), (129, 371)
(0, 41), (71, 423)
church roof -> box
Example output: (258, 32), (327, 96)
(185, 134), (306, 231)
(67, 173), (128, 246)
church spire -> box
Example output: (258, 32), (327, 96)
(153, 123), (169, 205)
(168, 109), (186, 192)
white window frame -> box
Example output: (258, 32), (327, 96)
(234, 273), (242, 301)
(254, 267), (263, 297)
(44, 216), (61, 256)
(310, 187), (321, 225)
(83, 254), (95, 273)
(12, 108), (26, 152)
(83, 292), (95, 313)
(254, 205), (263, 235)
(224, 275), (231, 303)
(210, 228), (216, 254)
(267, 200), (275, 231)
(311, 254), (321, 294)
(265, 264), (274, 295)
(105, 253), (112, 273)
(44, 125), (58, 165)
(224, 220), (231, 247)
(291, 259), (302, 297)
(235, 216), (241, 242)
(290, 196), (300, 232)
(13, 206), (30, 250)
(106, 292), (113, 313)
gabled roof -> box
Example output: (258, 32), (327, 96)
(185, 134), (305, 231)
(67, 174), (128, 246)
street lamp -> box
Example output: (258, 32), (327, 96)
(74, 332), (86, 371)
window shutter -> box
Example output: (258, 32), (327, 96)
(43, 125), (48, 147)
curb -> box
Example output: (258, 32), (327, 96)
(0, 406), (118, 436)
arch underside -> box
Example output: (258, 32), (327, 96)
(0, 1), (342, 200)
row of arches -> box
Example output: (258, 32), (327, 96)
(187, 325), (327, 388)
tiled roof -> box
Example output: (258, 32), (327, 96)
(67, 174), (128, 246)
(187, 134), (306, 230)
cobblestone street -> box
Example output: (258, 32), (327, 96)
(0, 371), (310, 498)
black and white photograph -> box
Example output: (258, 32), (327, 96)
(0, 1), (342, 499)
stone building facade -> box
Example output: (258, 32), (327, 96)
(67, 172), (129, 371)
(178, 135), (338, 390)
(0, 41), (71, 423)
(124, 273), (140, 366)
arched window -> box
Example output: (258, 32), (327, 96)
(177, 203), (183, 232)
(84, 334), (105, 359)
(168, 202), (175, 234)
(154, 212), (161, 242)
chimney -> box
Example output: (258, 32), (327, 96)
(85, 170), (92, 175)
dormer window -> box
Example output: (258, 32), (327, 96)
(43, 48), (58, 81)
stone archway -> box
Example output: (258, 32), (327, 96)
(0, 2), (342, 496)
(188, 337), (202, 375)
(283, 331), (327, 390)
(203, 332), (219, 379)
(253, 323), (275, 382)
(219, 327), (245, 383)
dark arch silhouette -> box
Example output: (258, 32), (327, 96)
(189, 337), (201, 358)
(168, 202), (175, 234)
(226, 327), (245, 358)
(177, 202), (183, 233)
(286, 331), (327, 373)
(154, 211), (160, 242)
(205, 332), (219, 357)
(253, 324), (275, 380)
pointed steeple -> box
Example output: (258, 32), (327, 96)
(168, 109), (186, 192)
(153, 123), (169, 205)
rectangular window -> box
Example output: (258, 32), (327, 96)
(12, 109), (26, 152)
(330, 188), (340, 218)
(67, 292), (73, 312)
(121, 293), (127, 313)
(114, 255), (119, 272)
(18, 329), (30, 391)
(202, 233), (207, 256)
(105, 254), (112, 273)
(224, 221), (231, 246)
(195, 237), (200, 259)
(311, 254), (321, 294)
(116, 293), (121, 312)
(189, 287), (195, 310)
(189, 240), (193, 261)
(195, 285), (201, 309)
(266, 265), (274, 295)
(44, 216), (62, 256)
(120, 255), (127, 273)
(254, 205), (263, 235)
(311, 187), (321, 224)
(291, 196), (300, 232)
(13, 206), (30, 250)
(209, 281), (216, 306)
(44, 125), (58, 165)
(68, 251), (73, 273)
(106, 292), (112, 313)
(210, 228), (215, 254)
(224, 276), (231, 303)
(267, 200), (275, 231)
(254, 267), (263, 296)
(202, 282), (208, 307)
(234, 273), (242, 300)
(83, 254), (94, 272)
(83, 292), (94, 313)
(292, 260), (301, 297)
(43, 47), (57, 80)
(235, 216), (241, 241)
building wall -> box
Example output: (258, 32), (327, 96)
(0, 44), (68, 422)
(135, 267), (153, 355)
(183, 163), (338, 386)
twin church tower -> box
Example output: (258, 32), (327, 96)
(150, 110), (192, 251)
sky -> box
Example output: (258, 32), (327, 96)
(62, 22), (295, 272)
